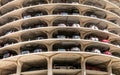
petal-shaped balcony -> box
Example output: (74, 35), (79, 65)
(4, 28), (18, 35)
(84, 32), (109, 43)
(53, 42), (81, 51)
(53, 6), (80, 15)
(0, 50), (17, 59)
(20, 43), (47, 54)
(52, 29), (80, 39)
(53, 0), (79, 3)
(83, 0), (105, 8)
(0, 27), (18, 36)
(22, 0), (48, 7)
(84, 21), (108, 31)
(22, 19), (48, 30)
(108, 18), (120, 26)
(83, 9), (106, 19)
(0, 16), (19, 25)
(1, 6), (18, 15)
(53, 17), (80, 27)
(21, 30), (48, 41)
(85, 44), (111, 55)
(7, 17), (18, 23)
(22, 8), (48, 19)
(0, 38), (18, 48)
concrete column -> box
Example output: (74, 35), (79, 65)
(48, 45), (53, 51)
(81, 57), (86, 75)
(80, 44), (84, 51)
(16, 61), (23, 75)
(47, 58), (53, 75)
(51, 0), (53, 3)
(107, 61), (113, 75)
(48, 0), (52, 3)
(80, 32), (85, 39)
(47, 33), (52, 38)
(47, 0), (49, 3)
(18, 35), (22, 42)
(17, 45), (21, 55)
(79, 0), (81, 3)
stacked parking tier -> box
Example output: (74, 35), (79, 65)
(0, 0), (120, 75)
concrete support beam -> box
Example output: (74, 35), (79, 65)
(107, 60), (113, 75)
(81, 57), (86, 75)
(47, 58), (53, 75)
(16, 61), (23, 75)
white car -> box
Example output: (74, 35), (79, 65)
(58, 23), (66, 27)
(72, 23), (80, 27)
(71, 47), (80, 51)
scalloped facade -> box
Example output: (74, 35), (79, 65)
(0, 0), (120, 75)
